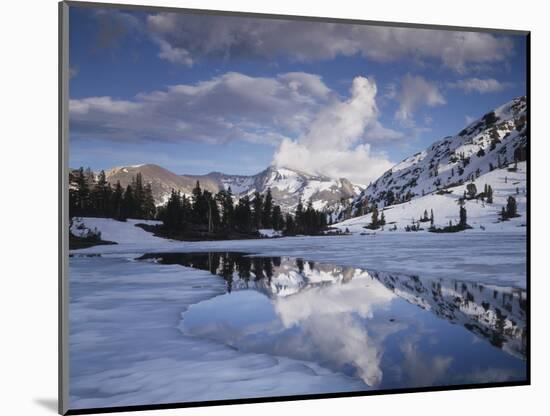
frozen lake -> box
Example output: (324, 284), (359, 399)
(69, 219), (527, 410)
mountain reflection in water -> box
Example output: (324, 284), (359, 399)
(138, 252), (527, 389)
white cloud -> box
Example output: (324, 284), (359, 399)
(273, 76), (395, 184)
(70, 71), (334, 145)
(71, 72), (402, 183)
(156, 39), (194, 66)
(146, 13), (514, 72)
(395, 74), (446, 123)
(70, 96), (142, 115)
(449, 77), (509, 94)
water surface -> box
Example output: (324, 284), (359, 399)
(139, 252), (527, 390)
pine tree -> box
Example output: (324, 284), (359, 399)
(272, 205), (284, 231)
(262, 188), (273, 228)
(506, 196), (518, 218)
(459, 205), (467, 227)
(203, 191), (220, 232)
(234, 196), (252, 232)
(302, 200), (318, 234)
(217, 188), (234, 229)
(319, 211), (327, 229)
(486, 185), (494, 203)
(143, 183), (156, 219)
(295, 200), (304, 233)
(192, 180), (202, 204)
(110, 181), (124, 220)
(284, 214), (296, 235)
(430, 209), (434, 227)
(121, 184), (136, 219)
(466, 183), (477, 199)
(252, 192), (263, 230)
(163, 189), (182, 229)
(380, 211), (386, 226)
(92, 170), (111, 216)
(68, 170), (79, 217)
(76, 167), (90, 214)
(133, 172), (145, 218)
(192, 181), (208, 224)
(370, 205), (379, 228)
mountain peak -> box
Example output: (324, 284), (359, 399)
(266, 164), (334, 181)
(104, 162), (362, 212)
(346, 95), (527, 217)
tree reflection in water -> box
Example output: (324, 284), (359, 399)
(138, 251), (527, 386)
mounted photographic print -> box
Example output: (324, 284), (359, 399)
(59, 1), (530, 414)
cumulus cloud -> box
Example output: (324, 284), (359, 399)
(395, 74), (446, 123)
(146, 12), (514, 72)
(71, 72), (401, 183)
(273, 76), (395, 184)
(448, 77), (509, 93)
(70, 71), (334, 144)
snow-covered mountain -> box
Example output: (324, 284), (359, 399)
(335, 96), (527, 232)
(105, 164), (362, 213)
(356, 96), (526, 210)
(218, 166), (361, 213)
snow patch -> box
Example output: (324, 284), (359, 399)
(258, 229), (283, 238)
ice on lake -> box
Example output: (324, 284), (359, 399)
(68, 219), (527, 410)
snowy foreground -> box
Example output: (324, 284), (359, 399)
(69, 218), (527, 409)
(70, 255), (366, 409)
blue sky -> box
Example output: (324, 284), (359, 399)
(69, 5), (527, 183)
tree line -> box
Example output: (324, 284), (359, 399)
(69, 167), (156, 220)
(157, 181), (328, 236)
(69, 167), (330, 237)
